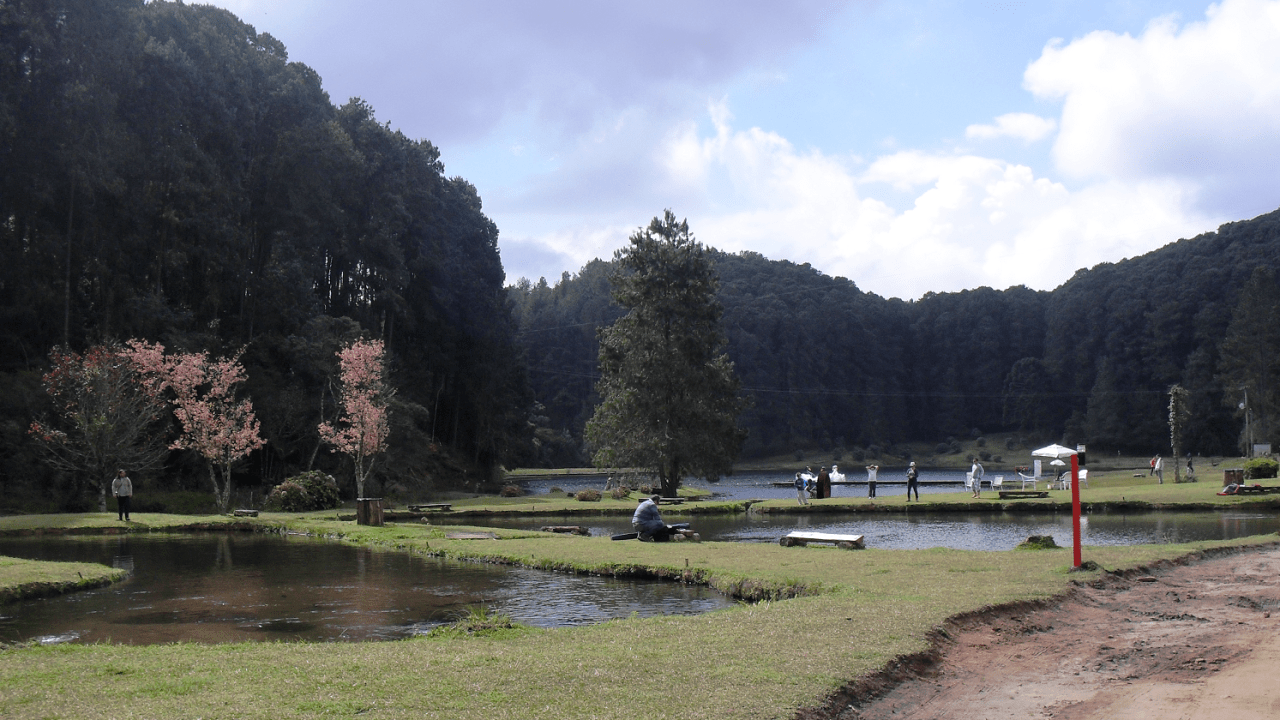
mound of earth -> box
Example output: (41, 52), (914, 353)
(805, 541), (1280, 719)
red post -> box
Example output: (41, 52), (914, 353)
(1070, 454), (1081, 568)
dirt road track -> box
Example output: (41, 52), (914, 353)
(802, 541), (1280, 720)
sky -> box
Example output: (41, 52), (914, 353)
(204, 0), (1280, 299)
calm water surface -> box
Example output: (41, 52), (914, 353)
(0, 533), (735, 646)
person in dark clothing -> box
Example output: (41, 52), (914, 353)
(906, 462), (919, 501)
(816, 466), (831, 499)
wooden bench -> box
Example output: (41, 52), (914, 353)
(232, 509), (259, 517)
(407, 503), (452, 511)
(779, 531), (864, 549)
(657, 497), (685, 505)
(999, 490), (1050, 499)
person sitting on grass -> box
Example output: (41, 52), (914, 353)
(632, 494), (674, 541)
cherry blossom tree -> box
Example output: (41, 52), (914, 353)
(28, 343), (170, 511)
(124, 341), (266, 512)
(318, 339), (392, 498)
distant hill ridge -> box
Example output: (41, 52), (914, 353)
(510, 207), (1280, 464)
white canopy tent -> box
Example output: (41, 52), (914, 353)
(1031, 443), (1083, 567)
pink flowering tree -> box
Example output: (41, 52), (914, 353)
(28, 343), (170, 511)
(318, 339), (392, 498)
(124, 341), (266, 513)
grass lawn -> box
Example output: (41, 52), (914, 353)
(1, 484), (1277, 719)
(0, 555), (126, 604)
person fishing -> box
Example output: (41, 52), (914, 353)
(631, 495), (695, 541)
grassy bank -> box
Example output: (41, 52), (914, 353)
(0, 508), (1277, 719)
(0, 555), (126, 605)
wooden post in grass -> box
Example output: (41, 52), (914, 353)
(1070, 454), (1081, 568)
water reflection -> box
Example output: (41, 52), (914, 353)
(0, 534), (734, 646)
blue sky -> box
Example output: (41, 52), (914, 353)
(207, 0), (1280, 298)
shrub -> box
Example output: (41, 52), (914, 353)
(266, 481), (310, 512)
(575, 489), (602, 501)
(265, 471), (340, 512)
(975, 436), (986, 447)
(1243, 458), (1279, 479)
(935, 443), (949, 454)
(499, 485), (524, 497)
(609, 486), (632, 499)
(295, 471), (341, 509)
(979, 451), (992, 462)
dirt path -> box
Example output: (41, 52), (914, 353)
(810, 542), (1280, 720)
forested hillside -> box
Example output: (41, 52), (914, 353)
(512, 210), (1280, 464)
(1, 0), (528, 507)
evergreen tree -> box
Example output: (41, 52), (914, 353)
(1218, 267), (1280, 451)
(584, 211), (746, 496)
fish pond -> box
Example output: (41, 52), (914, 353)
(0, 533), (735, 646)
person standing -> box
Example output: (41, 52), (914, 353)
(906, 462), (919, 501)
(1187, 453), (1195, 480)
(970, 458), (984, 498)
(816, 466), (831, 499)
(866, 464), (879, 498)
(793, 472), (809, 505)
(1149, 455), (1157, 476)
(1154, 455), (1163, 484)
(112, 469), (133, 522)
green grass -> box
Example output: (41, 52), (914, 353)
(0, 555), (126, 605)
(0, 508), (1276, 718)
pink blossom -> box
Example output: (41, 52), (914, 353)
(318, 339), (391, 497)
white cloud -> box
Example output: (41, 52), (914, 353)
(648, 110), (1218, 299)
(965, 112), (1058, 142)
(1025, 0), (1280, 217)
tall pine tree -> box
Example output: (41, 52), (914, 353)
(585, 211), (746, 496)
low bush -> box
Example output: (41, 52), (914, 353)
(1243, 457), (1279, 479)
(266, 481), (309, 512)
(499, 485), (524, 497)
(575, 489), (602, 502)
(609, 486), (631, 499)
(265, 471), (341, 512)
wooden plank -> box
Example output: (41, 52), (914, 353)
(445, 531), (497, 540)
(407, 503), (452, 511)
(540, 525), (589, 535)
(657, 497), (685, 505)
(780, 531), (864, 549)
(999, 491), (1050, 499)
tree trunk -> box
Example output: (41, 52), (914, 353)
(209, 464), (231, 514)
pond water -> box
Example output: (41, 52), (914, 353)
(0, 533), (735, 646)
(449, 507), (1280, 551)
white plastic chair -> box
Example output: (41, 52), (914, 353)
(964, 472), (975, 493)
(991, 475), (1004, 490)
(1077, 468), (1089, 488)
(1018, 472), (1036, 490)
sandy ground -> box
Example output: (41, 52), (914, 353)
(804, 542), (1280, 720)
